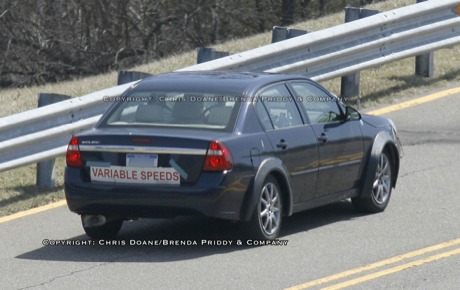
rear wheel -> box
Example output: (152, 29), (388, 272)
(246, 176), (283, 240)
(81, 216), (123, 240)
(353, 150), (393, 213)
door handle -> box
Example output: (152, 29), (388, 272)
(276, 139), (288, 149)
(317, 133), (328, 143)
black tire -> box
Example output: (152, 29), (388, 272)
(353, 150), (393, 213)
(81, 216), (123, 240)
(245, 175), (283, 240)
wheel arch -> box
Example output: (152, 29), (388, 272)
(384, 141), (400, 188)
(241, 157), (294, 221)
(360, 131), (400, 198)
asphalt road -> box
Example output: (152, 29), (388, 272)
(1, 85), (460, 290)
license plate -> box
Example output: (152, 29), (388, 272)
(126, 153), (158, 168)
(90, 166), (180, 185)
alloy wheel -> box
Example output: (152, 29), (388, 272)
(258, 182), (281, 236)
(372, 153), (392, 205)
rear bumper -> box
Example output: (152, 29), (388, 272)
(65, 167), (252, 221)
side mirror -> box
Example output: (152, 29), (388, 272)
(345, 106), (361, 121)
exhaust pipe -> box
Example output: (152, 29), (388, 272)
(82, 214), (107, 228)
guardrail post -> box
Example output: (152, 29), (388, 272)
(197, 48), (230, 64)
(36, 93), (71, 188)
(117, 71), (153, 85)
(271, 26), (308, 43)
(415, 0), (434, 78)
(272, 26), (288, 43)
(341, 8), (380, 103)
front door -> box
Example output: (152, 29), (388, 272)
(289, 81), (364, 197)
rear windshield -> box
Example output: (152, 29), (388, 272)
(101, 90), (242, 131)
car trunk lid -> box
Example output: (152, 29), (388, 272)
(76, 128), (228, 185)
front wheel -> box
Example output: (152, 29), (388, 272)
(353, 150), (393, 213)
(245, 176), (283, 240)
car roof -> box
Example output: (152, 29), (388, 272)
(131, 71), (310, 95)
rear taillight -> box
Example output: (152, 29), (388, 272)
(203, 141), (232, 171)
(66, 136), (83, 168)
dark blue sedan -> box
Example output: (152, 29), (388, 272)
(65, 71), (402, 240)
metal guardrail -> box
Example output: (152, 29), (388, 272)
(179, 0), (460, 82)
(1, 0), (460, 174)
(0, 82), (135, 171)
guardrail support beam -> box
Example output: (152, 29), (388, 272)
(341, 8), (380, 102)
(197, 48), (230, 64)
(415, 53), (434, 78)
(415, 0), (434, 78)
(36, 93), (71, 188)
(117, 71), (153, 85)
(271, 26), (308, 43)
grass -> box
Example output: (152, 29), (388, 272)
(0, 158), (66, 217)
(1, 0), (460, 217)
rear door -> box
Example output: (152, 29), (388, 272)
(289, 81), (364, 197)
(254, 83), (318, 202)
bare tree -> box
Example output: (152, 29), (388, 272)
(281, 0), (295, 25)
(0, 0), (385, 88)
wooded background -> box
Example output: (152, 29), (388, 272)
(0, 0), (379, 88)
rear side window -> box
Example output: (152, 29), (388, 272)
(255, 84), (303, 129)
(102, 91), (241, 131)
(255, 101), (273, 130)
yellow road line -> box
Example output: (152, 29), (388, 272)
(0, 200), (67, 224)
(322, 247), (460, 290)
(285, 238), (460, 290)
(367, 86), (460, 116)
